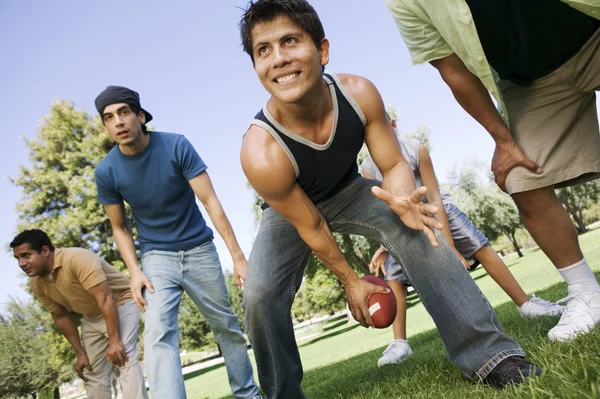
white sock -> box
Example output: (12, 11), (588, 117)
(558, 258), (600, 292)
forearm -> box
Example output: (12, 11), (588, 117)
(381, 160), (416, 197)
(297, 219), (358, 285)
(112, 226), (141, 273)
(53, 312), (86, 355)
(204, 199), (245, 261)
(436, 59), (512, 143)
(97, 292), (121, 342)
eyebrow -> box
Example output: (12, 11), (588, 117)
(253, 30), (303, 53)
(103, 105), (131, 117)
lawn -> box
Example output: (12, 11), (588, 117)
(183, 228), (600, 399)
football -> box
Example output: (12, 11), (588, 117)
(360, 275), (397, 328)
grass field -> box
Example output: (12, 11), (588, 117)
(183, 228), (600, 399)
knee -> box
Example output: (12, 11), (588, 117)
(512, 186), (557, 217)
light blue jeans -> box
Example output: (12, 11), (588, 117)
(141, 241), (259, 399)
(243, 177), (525, 399)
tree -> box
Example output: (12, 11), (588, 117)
(404, 124), (432, 152)
(556, 180), (600, 234)
(446, 159), (526, 257)
(10, 100), (134, 269)
(0, 299), (74, 399)
(178, 293), (213, 352)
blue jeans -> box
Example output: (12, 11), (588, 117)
(243, 177), (524, 399)
(141, 241), (259, 399)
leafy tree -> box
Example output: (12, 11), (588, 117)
(0, 299), (73, 399)
(556, 180), (600, 234)
(10, 100), (133, 269)
(404, 124), (432, 152)
(446, 159), (525, 257)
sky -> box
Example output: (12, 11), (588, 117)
(1, 1), (586, 308)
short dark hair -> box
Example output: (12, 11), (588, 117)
(239, 0), (325, 63)
(10, 229), (55, 253)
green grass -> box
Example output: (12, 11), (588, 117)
(183, 228), (600, 399)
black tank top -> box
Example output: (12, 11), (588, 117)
(252, 73), (366, 207)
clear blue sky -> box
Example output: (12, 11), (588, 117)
(1, 1), (580, 307)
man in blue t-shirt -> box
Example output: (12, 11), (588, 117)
(93, 86), (260, 399)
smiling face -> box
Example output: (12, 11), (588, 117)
(13, 243), (53, 277)
(101, 103), (146, 147)
(251, 15), (329, 104)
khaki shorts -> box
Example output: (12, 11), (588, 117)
(499, 28), (600, 195)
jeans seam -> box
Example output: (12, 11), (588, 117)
(477, 348), (527, 378)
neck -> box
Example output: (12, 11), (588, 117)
(42, 251), (56, 277)
(268, 78), (331, 134)
(119, 132), (150, 155)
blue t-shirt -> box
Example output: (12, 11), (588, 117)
(95, 131), (213, 253)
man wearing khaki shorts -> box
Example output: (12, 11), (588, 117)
(11, 229), (148, 399)
(385, 0), (600, 341)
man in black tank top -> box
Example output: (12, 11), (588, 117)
(238, 2), (538, 398)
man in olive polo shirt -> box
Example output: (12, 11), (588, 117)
(11, 229), (147, 399)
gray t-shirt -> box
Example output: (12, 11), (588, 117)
(360, 139), (454, 205)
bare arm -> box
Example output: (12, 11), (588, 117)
(430, 54), (541, 189)
(189, 172), (247, 287)
(103, 203), (154, 311)
(342, 74), (443, 245)
(417, 145), (453, 247)
(51, 306), (92, 380)
(417, 145), (468, 268)
(87, 281), (127, 367)
(242, 127), (387, 327)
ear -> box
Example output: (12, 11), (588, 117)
(319, 38), (330, 67)
(41, 245), (51, 256)
(138, 110), (146, 125)
(391, 120), (397, 131)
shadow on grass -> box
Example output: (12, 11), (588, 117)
(183, 361), (226, 381)
(299, 323), (362, 347)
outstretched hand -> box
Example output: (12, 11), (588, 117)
(371, 186), (443, 247)
(492, 140), (542, 191)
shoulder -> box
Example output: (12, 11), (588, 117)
(29, 277), (42, 294)
(241, 124), (296, 196)
(334, 73), (384, 123)
(95, 146), (120, 175)
(59, 248), (100, 269)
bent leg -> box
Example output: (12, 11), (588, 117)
(81, 316), (113, 399)
(474, 245), (528, 306)
(323, 177), (524, 378)
(243, 208), (311, 399)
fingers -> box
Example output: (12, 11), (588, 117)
(422, 214), (443, 231)
(133, 289), (147, 312)
(422, 226), (439, 247)
(349, 303), (368, 328)
(420, 203), (439, 216)
(521, 157), (543, 175)
(409, 186), (428, 203)
(381, 262), (387, 277)
(359, 302), (375, 328)
(144, 279), (155, 294)
(371, 186), (395, 204)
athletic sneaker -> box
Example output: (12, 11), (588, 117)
(377, 339), (413, 367)
(547, 288), (600, 342)
(517, 295), (564, 318)
(483, 356), (541, 388)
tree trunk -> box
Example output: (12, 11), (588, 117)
(573, 210), (587, 234)
(54, 386), (60, 399)
(508, 232), (524, 257)
(341, 235), (370, 275)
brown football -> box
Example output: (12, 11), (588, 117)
(360, 275), (397, 328)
